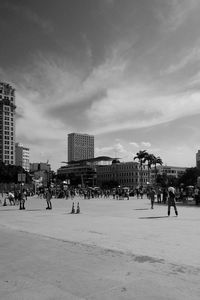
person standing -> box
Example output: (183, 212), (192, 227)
(45, 188), (52, 210)
(168, 187), (178, 216)
(157, 188), (162, 203)
(19, 190), (26, 210)
(149, 187), (156, 209)
(162, 188), (168, 204)
(194, 186), (199, 205)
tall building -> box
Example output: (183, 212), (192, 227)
(68, 133), (94, 162)
(0, 82), (16, 165)
(196, 150), (200, 169)
(15, 143), (30, 172)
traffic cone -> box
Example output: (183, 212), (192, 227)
(71, 202), (75, 214)
(76, 202), (80, 214)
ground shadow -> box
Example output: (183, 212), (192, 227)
(0, 208), (20, 212)
(26, 209), (45, 212)
(134, 208), (149, 211)
(139, 216), (169, 219)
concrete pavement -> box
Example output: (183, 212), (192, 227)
(0, 195), (200, 299)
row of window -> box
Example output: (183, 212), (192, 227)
(4, 155), (14, 160)
(0, 136), (14, 140)
(4, 120), (14, 124)
(4, 160), (14, 165)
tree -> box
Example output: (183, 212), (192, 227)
(152, 156), (163, 182)
(157, 174), (178, 187)
(134, 150), (148, 187)
(143, 153), (156, 184)
(0, 162), (31, 183)
(178, 167), (200, 187)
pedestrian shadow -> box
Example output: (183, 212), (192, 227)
(0, 208), (20, 211)
(26, 209), (44, 211)
(134, 208), (149, 211)
(139, 216), (169, 219)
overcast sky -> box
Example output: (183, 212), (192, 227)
(1, 0), (200, 170)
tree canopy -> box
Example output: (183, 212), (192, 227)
(0, 162), (31, 183)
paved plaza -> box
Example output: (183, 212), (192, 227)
(0, 195), (200, 299)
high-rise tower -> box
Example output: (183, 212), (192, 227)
(0, 82), (16, 165)
(196, 150), (200, 169)
(68, 133), (94, 162)
(15, 143), (30, 172)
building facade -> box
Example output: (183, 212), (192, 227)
(150, 165), (187, 184)
(0, 82), (16, 165)
(96, 161), (140, 188)
(68, 133), (94, 162)
(15, 143), (30, 172)
(30, 162), (51, 187)
(196, 150), (200, 169)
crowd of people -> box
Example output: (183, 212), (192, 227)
(0, 184), (200, 215)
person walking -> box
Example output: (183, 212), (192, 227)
(19, 190), (26, 210)
(157, 188), (162, 203)
(45, 188), (52, 210)
(149, 187), (156, 209)
(167, 187), (178, 216)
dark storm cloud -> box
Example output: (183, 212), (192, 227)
(1, 0), (200, 169)
(46, 89), (107, 130)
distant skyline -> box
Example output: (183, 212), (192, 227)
(1, 0), (200, 170)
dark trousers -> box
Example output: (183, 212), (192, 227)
(46, 199), (52, 209)
(19, 200), (25, 210)
(151, 199), (154, 209)
(168, 204), (178, 216)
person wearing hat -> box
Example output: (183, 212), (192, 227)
(167, 187), (178, 216)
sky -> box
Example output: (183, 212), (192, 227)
(1, 0), (200, 170)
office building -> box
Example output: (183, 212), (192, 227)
(0, 82), (16, 165)
(68, 133), (94, 162)
(196, 150), (200, 169)
(15, 142), (30, 172)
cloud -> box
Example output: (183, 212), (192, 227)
(141, 142), (151, 148)
(164, 46), (200, 74)
(3, 2), (53, 34)
(96, 142), (132, 160)
(130, 142), (139, 148)
(9, 46), (200, 147)
(155, 0), (199, 32)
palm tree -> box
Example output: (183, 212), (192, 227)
(144, 153), (156, 184)
(134, 150), (148, 187)
(152, 156), (163, 183)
